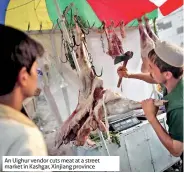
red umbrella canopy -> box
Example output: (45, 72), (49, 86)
(159, 0), (183, 15)
(87, 0), (157, 26)
(87, 0), (183, 26)
(0, 0), (182, 31)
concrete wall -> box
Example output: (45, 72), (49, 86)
(157, 7), (183, 47)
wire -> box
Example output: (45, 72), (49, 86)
(6, 0), (35, 11)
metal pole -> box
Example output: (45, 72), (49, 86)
(98, 130), (110, 156)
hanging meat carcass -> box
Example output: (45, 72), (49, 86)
(55, 17), (166, 148)
(143, 16), (163, 95)
(138, 18), (155, 73)
(104, 21), (124, 59)
(119, 21), (126, 39)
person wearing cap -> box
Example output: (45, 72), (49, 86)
(117, 40), (183, 159)
(0, 24), (48, 170)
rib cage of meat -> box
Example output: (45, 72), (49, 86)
(104, 23), (124, 59)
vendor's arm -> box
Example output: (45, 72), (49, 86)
(128, 73), (157, 84)
(141, 99), (183, 157)
(150, 118), (183, 157)
(117, 66), (157, 84)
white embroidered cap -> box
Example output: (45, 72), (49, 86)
(154, 40), (184, 67)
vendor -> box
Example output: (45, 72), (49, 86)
(0, 24), (48, 170)
(117, 40), (183, 160)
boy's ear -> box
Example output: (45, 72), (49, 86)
(17, 67), (29, 86)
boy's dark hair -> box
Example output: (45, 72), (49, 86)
(148, 49), (183, 79)
(0, 24), (44, 96)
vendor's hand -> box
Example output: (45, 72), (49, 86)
(117, 66), (130, 78)
(141, 98), (159, 123)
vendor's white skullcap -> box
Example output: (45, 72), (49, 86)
(154, 40), (184, 67)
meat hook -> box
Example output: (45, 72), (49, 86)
(74, 15), (90, 35)
(92, 66), (103, 77)
(71, 34), (80, 47)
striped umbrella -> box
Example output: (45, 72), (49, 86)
(0, 0), (182, 31)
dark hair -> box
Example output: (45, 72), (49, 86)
(0, 24), (44, 96)
(148, 49), (183, 79)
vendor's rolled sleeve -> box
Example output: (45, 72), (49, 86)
(167, 108), (183, 142)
